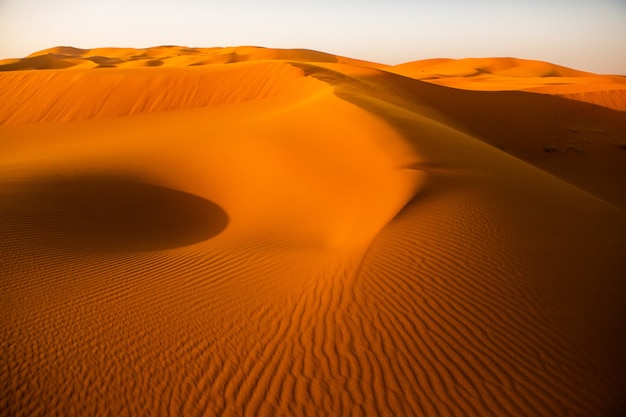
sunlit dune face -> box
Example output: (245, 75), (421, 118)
(0, 60), (324, 125)
(1, 46), (625, 417)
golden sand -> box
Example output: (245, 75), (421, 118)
(2, 46), (625, 416)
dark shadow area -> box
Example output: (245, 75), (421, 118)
(146, 60), (164, 67)
(366, 71), (626, 148)
(0, 178), (228, 253)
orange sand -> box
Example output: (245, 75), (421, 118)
(1, 47), (626, 417)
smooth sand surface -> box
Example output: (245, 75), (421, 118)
(2, 47), (626, 416)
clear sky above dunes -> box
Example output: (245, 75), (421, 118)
(1, 0), (625, 74)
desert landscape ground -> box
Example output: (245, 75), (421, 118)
(1, 46), (625, 416)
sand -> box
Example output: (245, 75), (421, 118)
(1, 47), (625, 416)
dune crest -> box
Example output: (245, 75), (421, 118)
(2, 46), (625, 417)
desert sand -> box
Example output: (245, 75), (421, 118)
(1, 46), (625, 416)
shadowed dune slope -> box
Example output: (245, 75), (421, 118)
(1, 47), (625, 417)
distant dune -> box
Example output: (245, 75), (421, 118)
(389, 56), (626, 111)
(1, 46), (625, 417)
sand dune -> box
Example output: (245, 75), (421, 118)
(11, 45), (383, 71)
(389, 57), (626, 111)
(1, 46), (625, 416)
(0, 61), (323, 125)
(0, 53), (77, 71)
(390, 57), (592, 78)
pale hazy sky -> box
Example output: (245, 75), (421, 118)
(1, 0), (625, 74)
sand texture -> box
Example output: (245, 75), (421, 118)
(2, 47), (626, 416)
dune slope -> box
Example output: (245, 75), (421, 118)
(381, 64), (626, 209)
(1, 47), (625, 417)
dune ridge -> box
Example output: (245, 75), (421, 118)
(0, 45), (382, 72)
(2, 46), (626, 416)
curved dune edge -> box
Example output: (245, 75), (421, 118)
(2, 47), (626, 417)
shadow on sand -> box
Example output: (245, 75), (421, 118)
(0, 177), (228, 253)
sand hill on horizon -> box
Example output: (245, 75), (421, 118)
(2, 46), (626, 417)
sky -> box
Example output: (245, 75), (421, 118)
(1, 0), (625, 74)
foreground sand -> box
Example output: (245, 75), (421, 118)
(1, 46), (625, 416)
